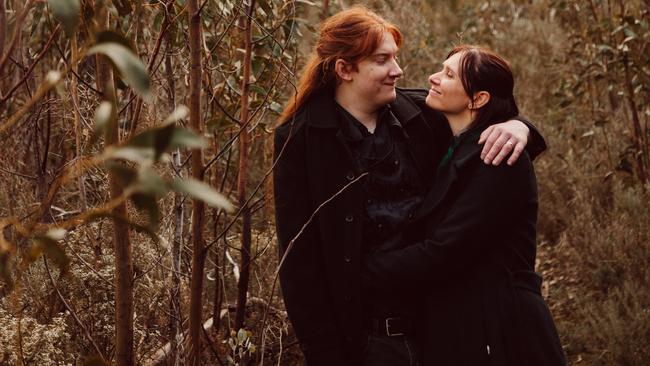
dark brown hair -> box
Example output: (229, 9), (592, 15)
(279, 6), (402, 123)
(447, 45), (519, 129)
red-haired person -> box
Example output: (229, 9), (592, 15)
(362, 46), (566, 365)
(273, 7), (546, 366)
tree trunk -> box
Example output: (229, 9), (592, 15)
(234, 0), (256, 332)
(97, 11), (134, 366)
(187, 0), (206, 364)
(165, 2), (183, 363)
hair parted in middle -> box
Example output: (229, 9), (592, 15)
(279, 6), (403, 123)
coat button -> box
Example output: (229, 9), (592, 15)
(345, 335), (353, 343)
(346, 171), (355, 181)
(344, 295), (352, 302)
(344, 255), (351, 263)
(345, 214), (354, 223)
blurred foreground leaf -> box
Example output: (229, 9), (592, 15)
(30, 228), (70, 274)
(88, 42), (151, 99)
(170, 178), (234, 211)
(48, 0), (80, 37)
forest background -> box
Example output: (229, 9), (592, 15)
(0, 0), (648, 365)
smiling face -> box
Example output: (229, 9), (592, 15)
(425, 51), (472, 115)
(346, 32), (403, 109)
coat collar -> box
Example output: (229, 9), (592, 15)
(415, 125), (486, 219)
(306, 87), (422, 129)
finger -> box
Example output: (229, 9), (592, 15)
(507, 141), (526, 166)
(480, 128), (502, 160)
(478, 125), (494, 145)
(483, 133), (510, 164)
(491, 140), (515, 166)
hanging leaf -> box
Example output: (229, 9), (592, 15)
(88, 42), (151, 99)
(48, 0), (80, 37)
(170, 178), (234, 211)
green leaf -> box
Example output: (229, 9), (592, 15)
(88, 42), (151, 99)
(48, 0), (80, 37)
(168, 128), (207, 150)
(105, 146), (155, 164)
(249, 84), (267, 95)
(135, 166), (168, 196)
(163, 105), (189, 125)
(94, 101), (114, 136)
(170, 178), (234, 211)
(126, 125), (206, 161)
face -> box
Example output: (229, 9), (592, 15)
(346, 32), (403, 109)
(425, 52), (471, 115)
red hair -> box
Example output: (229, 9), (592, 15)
(279, 6), (402, 123)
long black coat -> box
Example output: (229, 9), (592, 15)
(363, 125), (566, 365)
(273, 88), (449, 365)
(273, 88), (547, 365)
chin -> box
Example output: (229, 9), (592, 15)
(425, 94), (437, 109)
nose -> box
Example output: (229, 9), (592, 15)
(428, 73), (440, 86)
(389, 59), (403, 78)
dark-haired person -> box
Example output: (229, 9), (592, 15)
(273, 7), (546, 366)
(362, 45), (567, 366)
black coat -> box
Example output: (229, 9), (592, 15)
(273, 88), (448, 366)
(273, 88), (547, 366)
(363, 125), (566, 366)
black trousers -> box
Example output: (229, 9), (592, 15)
(362, 333), (421, 366)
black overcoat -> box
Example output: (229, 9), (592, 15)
(363, 125), (566, 366)
(273, 88), (449, 365)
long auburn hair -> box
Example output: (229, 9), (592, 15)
(278, 6), (402, 124)
(448, 45), (519, 129)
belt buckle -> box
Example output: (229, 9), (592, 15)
(385, 317), (403, 337)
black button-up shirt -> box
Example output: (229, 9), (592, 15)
(336, 103), (426, 318)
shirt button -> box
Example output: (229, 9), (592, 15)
(344, 256), (351, 263)
(345, 214), (354, 223)
(408, 213), (414, 220)
(394, 159), (399, 166)
(367, 199), (373, 204)
(377, 223), (383, 229)
(346, 171), (355, 181)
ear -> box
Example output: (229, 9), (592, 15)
(469, 91), (490, 110)
(334, 59), (354, 81)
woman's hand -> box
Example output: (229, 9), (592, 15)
(478, 120), (530, 166)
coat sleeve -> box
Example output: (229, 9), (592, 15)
(273, 122), (351, 366)
(398, 88), (547, 161)
(362, 153), (535, 294)
(513, 115), (547, 161)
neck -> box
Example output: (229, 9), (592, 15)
(335, 86), (379, 133)
(445, 110), (474, 136)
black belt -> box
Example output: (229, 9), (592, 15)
(367, 317), (413, 337)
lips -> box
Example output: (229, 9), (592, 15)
(429, 88), (441, 95)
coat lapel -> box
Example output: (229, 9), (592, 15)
(414, 130), (484, 220)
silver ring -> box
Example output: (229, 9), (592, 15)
(505, 141), (514, 146)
